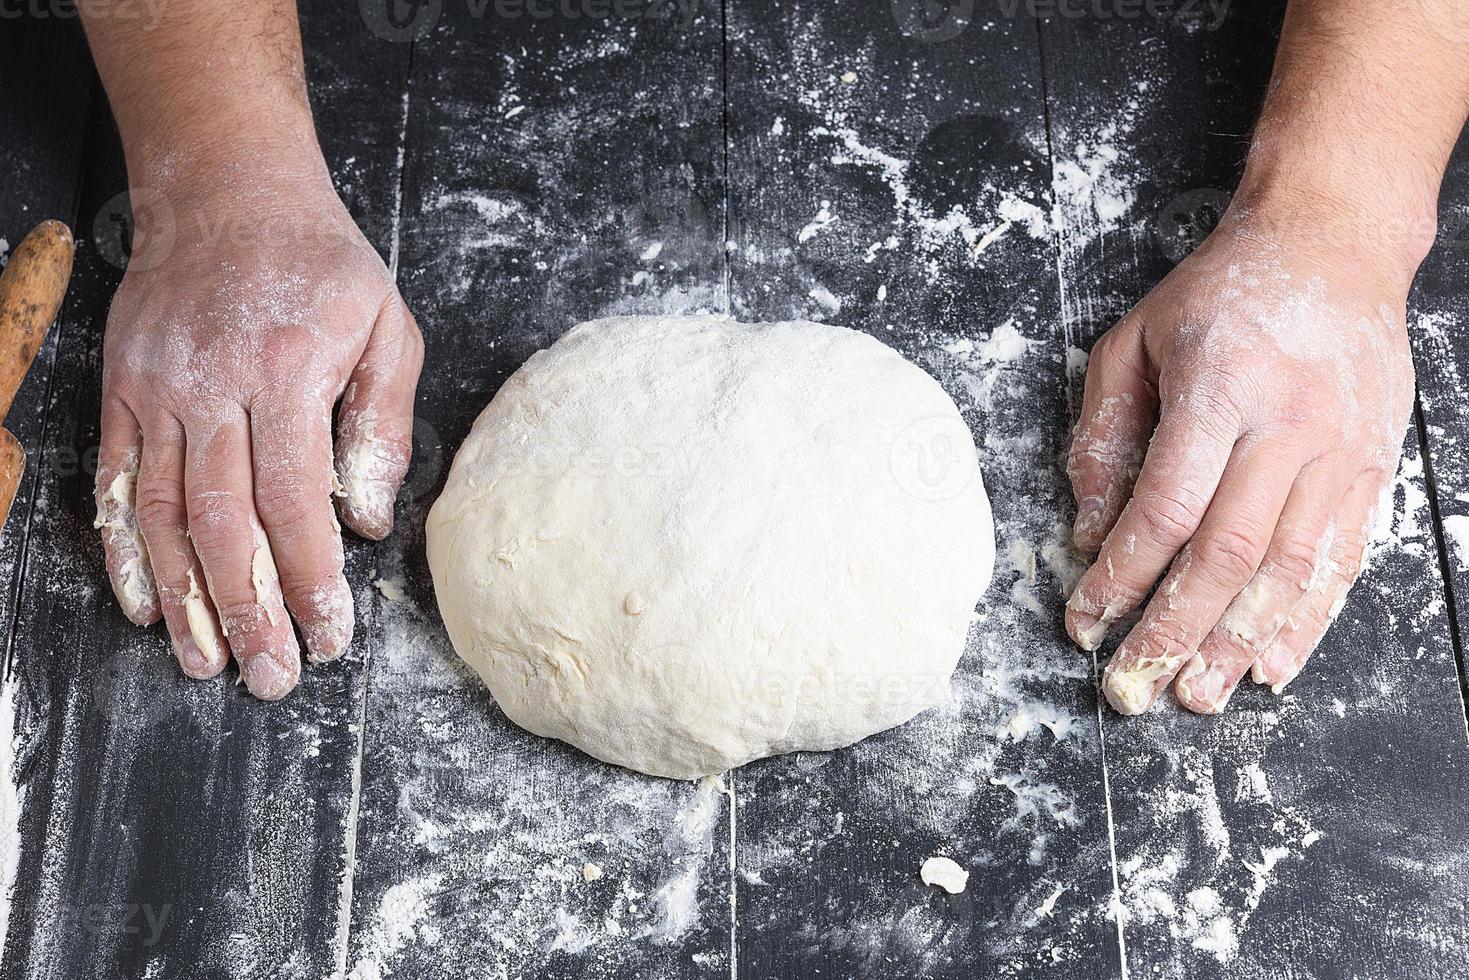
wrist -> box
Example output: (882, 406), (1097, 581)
(119, 148), (363, 271)
(122, 115), (329, 195)
(1229, 127), (1440, 286)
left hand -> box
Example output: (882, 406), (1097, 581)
(94, 168), (423, 700)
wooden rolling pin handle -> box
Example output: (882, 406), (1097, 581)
(0, 220), (75, 422)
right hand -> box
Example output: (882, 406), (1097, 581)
(1065, 197), (1418, 715)
(93, 168), (424, 700)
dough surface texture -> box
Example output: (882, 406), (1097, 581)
(427, 315), (994, 779)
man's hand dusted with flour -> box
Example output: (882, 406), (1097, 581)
(82, 1), (424, 700)
(1067, 0), (1469, 714)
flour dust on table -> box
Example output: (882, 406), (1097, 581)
(427, 315), (996, 779)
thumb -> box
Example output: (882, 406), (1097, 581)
(1067, 317), (1158, 553)
(335, 297), (425, 540)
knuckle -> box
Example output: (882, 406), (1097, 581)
(254, 482), (316, 537)
(1266, 534), (1321, 590)
(1066, 445), (1107, 489)
(283, 572), (351, 621)
(1193, 527), (1266, 584)
(279, 556), (346, 601)
(1131, 615), (1195, 662)
(1180, 365), (1254, 427)
(402, 317), (425, 362)
(1132, 490), (1204, 548)
(1088, 328), (1122, 371)
(212, 598), (273, 639)
(134, 477), (185, 529)
(186, 501), (252, 554)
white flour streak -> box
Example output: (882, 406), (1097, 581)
(644, 868), (699, 943)
(797, 201), (838, 243)
(808, 122), (1051, 282)
(345, 874), (444, 980)
(388, 87), (411, 278)
(1442, 514), (1469, 570)
(0, 673), (22, 963)
(331, 629), (374, 979)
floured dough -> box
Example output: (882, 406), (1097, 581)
(920, 856), (969, 894)
(426, 315), (995, 779)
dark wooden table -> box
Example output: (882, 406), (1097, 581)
(2, 2), (1468, 977)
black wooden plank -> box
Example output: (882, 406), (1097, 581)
(725, 4), (1118, 977)
(1039, 6), (1469, 976)
(0, 9), (95, 969)
(0, 16), (93, 235)
(0, 4), (411, 976)
(340, 6), (733, 979)
(1409, 132), (1469, 704)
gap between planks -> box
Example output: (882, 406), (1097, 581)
(333, 38), (418, 976)
(1413, 398), (1469, 744)
(1031, 16), (1130, 979)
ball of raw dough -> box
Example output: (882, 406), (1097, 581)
(426, 315), (994, 779)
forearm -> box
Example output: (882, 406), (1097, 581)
(1234, 0), (1469, 280)
(79, 0), (325, 188)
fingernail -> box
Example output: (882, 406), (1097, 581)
(238, 653), (299, 701)
(1067, 593), (1116, 651)
(303, 579), (355, 664)
(1255, 646), (1298, 695)
(337, 434), (401, 541)
(1073, 496), (1105, 549)
(1072, 613), (1110, 652)
(337, 492), (393, 541)
(175, 637), (213, 679)
(1176, 655), (1229, 714)
(1065, 591), (1099, 649)
(303, 618), (353, 664)
(1103, 655), (1176, 715)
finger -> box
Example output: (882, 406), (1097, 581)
(1250, 470), (1383, 693)
(1174, 457), (1343, 713)
(252, 396), (354, 664)
(94, 396), (160, 625)
(335, 299), (424, 540)
(185, 411), (300, 701)
(1100, 438), (1300, 715)
(133, 414), (228, 679)
(1065, 388), (1240, 651)
(1068, 319), (1158, 553)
